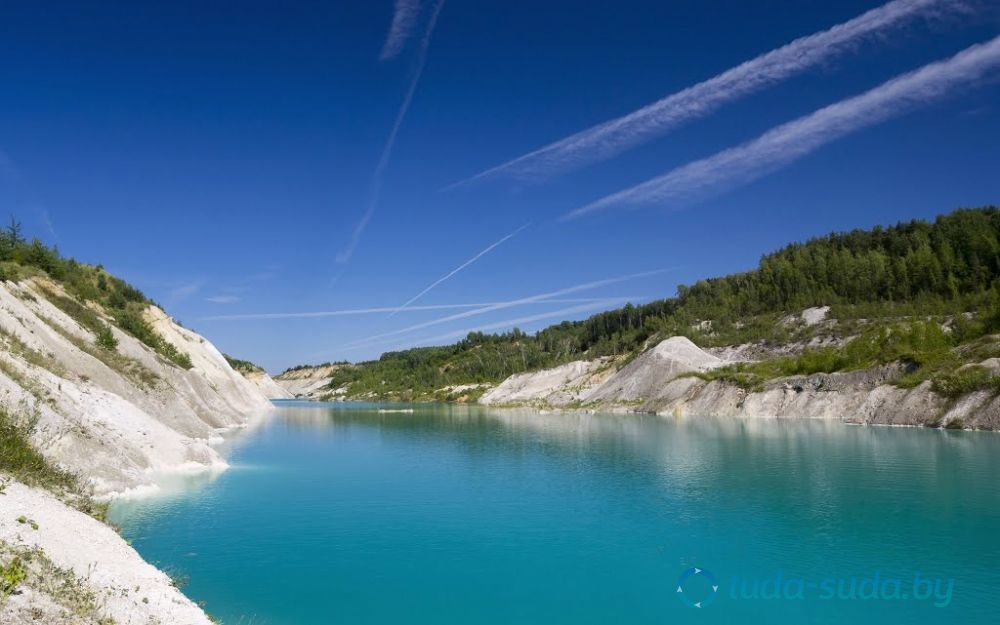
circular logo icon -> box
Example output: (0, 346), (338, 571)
(675, 567), (719, 609)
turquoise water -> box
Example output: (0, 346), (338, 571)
(110, 401), (1000, 624)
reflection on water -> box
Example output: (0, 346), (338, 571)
(110, 401), (1000, 625)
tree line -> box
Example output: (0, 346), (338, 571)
(325, 207), (1000, 399)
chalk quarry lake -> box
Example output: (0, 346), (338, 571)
(109, 401), (1000, 624)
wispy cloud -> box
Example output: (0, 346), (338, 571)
(389, 222), (530, 318)
(202, 265), (277, 305)
(340, 268), (673, 351)
(244, 265), (280, 283)
(199, 298), (623, 322)
(39, 209), (59, 245)
(0, 153), (61, 246)
(409, 298), (634, 347)
(206, 295), (242, 304)
(337, 0), (446, 265)
(380, 0), (422, 60)
(449, 0), (968, 188)
(168, 279), (206, 304)
(564, 35), (1000, 220)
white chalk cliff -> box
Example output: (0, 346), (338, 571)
(0, 276), (283, 624)
(482, 337), (723, 408)
(480, 335), (1000, 429)
(1, 481), (216, 625)
(0, 277), (277, 497)
(274, 363), (347, 399)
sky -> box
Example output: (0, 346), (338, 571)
(1, 0), (999, 372)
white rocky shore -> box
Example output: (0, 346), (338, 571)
(0, 278), (282, 496)
(1, 481), (214, 625)
(0, 277), (288, 624)
(480, 334), (1000, 430)
(274, 363), (347, 399)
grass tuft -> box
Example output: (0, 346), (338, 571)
(0, 406), (108, 522)
(0, 542), (118, 622)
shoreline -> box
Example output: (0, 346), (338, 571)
(275, 392), (999, 432)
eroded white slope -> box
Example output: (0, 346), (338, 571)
(244, 369), (294, 399)
(584, 336), (722, 403)
(275, 364), (346, 399)
(0, 277), (276, 497)
(479, 358), (614, 406)
(480, 337), (722, 407)
(0, 481), (213, 625)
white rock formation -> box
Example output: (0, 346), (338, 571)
(0, 277), (276, 497)
(0, 481), (213, 624)
(481, 337), (723, 407)
(274, 364), (346, 399)
(477, 334), (1000, 429)
(243, 369), (294, 399)
(480, 358), (615, 406)
(781, 306), (831, 328)
(0, 275), (286, 624)
(584, 336), (722, 404)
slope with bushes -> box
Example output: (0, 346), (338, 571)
(0, 218), (286, 493)
(0, 221), (283, 623)
(302, 207), (1000, 411)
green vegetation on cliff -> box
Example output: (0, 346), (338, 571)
(224, 354), (264, 374)
(0, 218), (193, 369)
(327, 329), (555, 400)
(318, 207), (1000, 401)
(278, 361), (349, 375)
(0, 407), (107, 521)
(691, 319), (1000, 395)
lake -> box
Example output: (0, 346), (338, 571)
(109, 400), (1000, 624)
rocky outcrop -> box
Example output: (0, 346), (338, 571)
(1, 481), (213, 624)
(644, 369), (948, 426)
(0, 276), (283, 624)
(481, 337), (723, 407)
(478, 335), (999, 429)
(0, 277), (276, 497)
(274, 364), (346, 399)
(480, 358), (615, 406)
(781, 305), (831, 328)
(241, 369), (294, 400)
(585, 337), (721, 404)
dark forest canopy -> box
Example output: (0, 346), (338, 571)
(535, 205), (1000, 356)
(325, 207), (1000, 399)
(679, 206), (1000, 316)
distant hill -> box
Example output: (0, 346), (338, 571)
(306, 206), (1000, 401)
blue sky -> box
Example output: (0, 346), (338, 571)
(1, 1), (998, 372)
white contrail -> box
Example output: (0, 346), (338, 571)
(199, 298), (622, 322)
(409, 298), (635, 347)
(340, 268), (673, 350)
(449, 0), (968, 187)
(565, 35), (1000, 220)
(380, 0), (421, 60)
(337, 0), (446, 265)
(388, 222), (531, 318)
